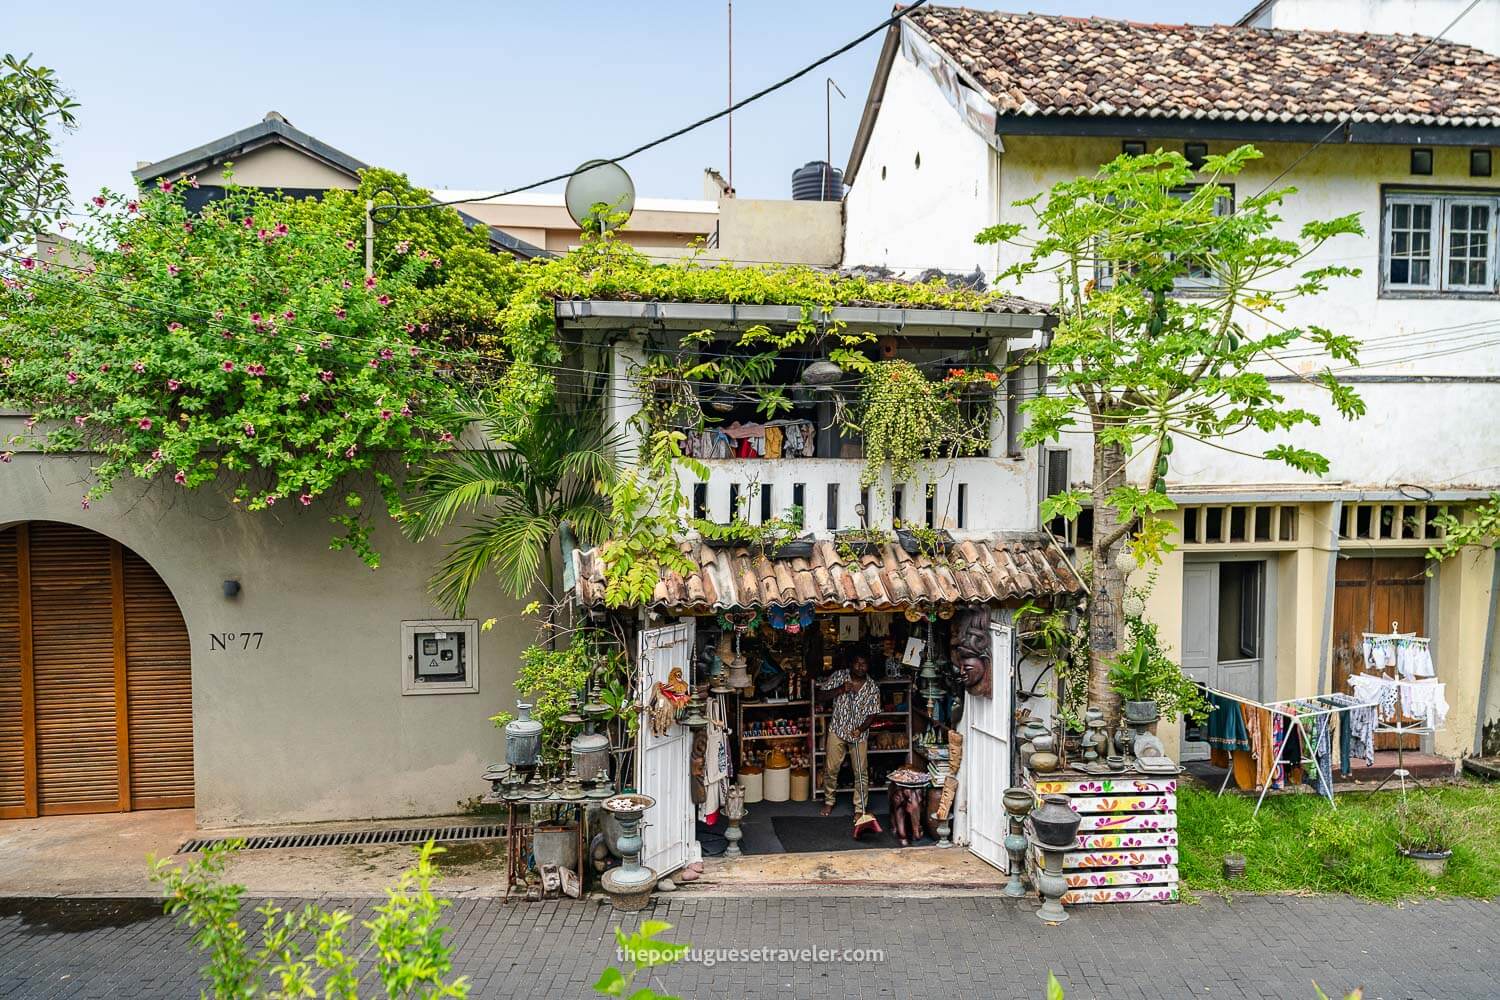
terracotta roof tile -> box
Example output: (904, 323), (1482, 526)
(908, 7), (1500, 127)
(573, 532), (1083, 612)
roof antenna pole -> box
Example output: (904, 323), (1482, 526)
(364, 199), (375, 278)
(825, 77), (845, 199)
(727, 0), (734, 193)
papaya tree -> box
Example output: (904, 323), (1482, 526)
(977, 146), (1365, 722)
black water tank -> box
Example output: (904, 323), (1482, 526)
(791, 161), (844, 201)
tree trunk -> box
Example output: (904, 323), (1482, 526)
(1090, 438), (1129, 727)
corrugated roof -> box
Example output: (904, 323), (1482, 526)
(573, 532), (1083, 612)
(907, 7), (1500, 127)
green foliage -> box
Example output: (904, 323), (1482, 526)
(1177, 783), (1500, 901)
(1104, 615), (1207, 723)
(1427, 494), (1500, 564)
(1, 179), (468, 565)
(403, 395), (620, 614)
(979, 145), (1364, 568)
(502, 640), (595, 764)
(0, 53), (77, 248)
(593, 920), (688, 1000)
(847, 360), (991, 489)
(1015, 599), (1089, 731)
(149, 839), (468, 998)
(597, 431), (703, 608)
(691, 487), (804, 551)
(1397, 793), (1458, 853)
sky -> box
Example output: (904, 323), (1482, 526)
(12, 1), (1249, 207)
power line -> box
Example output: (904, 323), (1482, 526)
(385, 0), (931, 213)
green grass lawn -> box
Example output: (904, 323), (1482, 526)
(1177, 780), (1500, 901)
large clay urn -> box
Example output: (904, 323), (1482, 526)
(1029, 793), (1081, 848)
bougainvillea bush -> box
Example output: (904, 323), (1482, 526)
(0, 178), (470, 565)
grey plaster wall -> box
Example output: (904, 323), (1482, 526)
(0, 440), (530, 828)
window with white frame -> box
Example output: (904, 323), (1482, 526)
(1383, 191), (1498, 294)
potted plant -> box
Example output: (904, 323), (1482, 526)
(1397, 795), (1454, 878)
(1105, 619), (1208, 726)
(895, 522), (953, 557)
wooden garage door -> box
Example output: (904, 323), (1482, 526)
(1332, 556), (1426, 751)
(0, 523), (192, 817)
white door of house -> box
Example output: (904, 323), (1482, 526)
(964, 618), (1014, 871)
(636, 621), (699, 879)
(1181, 559), (1270, 761)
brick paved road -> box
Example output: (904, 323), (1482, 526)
(1, 892), (1495, 999)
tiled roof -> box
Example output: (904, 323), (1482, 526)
(907, 7), (1500, 127)
(573, 533), (1083, 612)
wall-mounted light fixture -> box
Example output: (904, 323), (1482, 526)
(223, 580), (241, 599)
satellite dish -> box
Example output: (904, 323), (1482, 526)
(564, 159), (636, 232)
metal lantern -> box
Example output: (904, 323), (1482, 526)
(726, 630), (752, 691)
(571, 717), (611, 784)
(505, 701), (542, 770)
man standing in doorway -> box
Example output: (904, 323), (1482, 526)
(816, 653), (881, 817)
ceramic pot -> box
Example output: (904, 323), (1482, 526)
(1401, 848), (1452, 878)
(1123, 700), (1160, 724)
(1029, 793), (1081, 847)
(1029, 751), (1060, 773)
(1003, 787), (1034, 817)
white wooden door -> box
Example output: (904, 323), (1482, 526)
(964, 618), (1013, 871)
(636, 621), (699, 878)
(1180, 563), (1217, 762)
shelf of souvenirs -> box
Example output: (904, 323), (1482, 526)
(815, 747), (913, 756)
(738, 699), (811, 709)
(741, 734), (812, 742)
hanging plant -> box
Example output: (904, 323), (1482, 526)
(847, 360), (990, 488)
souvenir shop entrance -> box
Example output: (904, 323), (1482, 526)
(687, 606), (987, 858)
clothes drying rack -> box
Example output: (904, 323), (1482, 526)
(1356, 621), (1443, 797)
(1201, 685), (1380, 818)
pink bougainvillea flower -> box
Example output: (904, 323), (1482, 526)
(222, 360), (235, 372)
(173, 470), (187, 484)
(439, 431), (455, 443)
(319, 370), (334, 382)
(283, 310), (295, 321)
(19, 257), (34, 270)
(364, 275), (377, 289)
(419, 323), (430, 334)
(377, 295), (391, 307)
(300, 493), (313, 506)
(151, 448), (163, 460)
(243, 423), (255, 437)
(250, 312), (262, 324)
(74, 414), (87, 427)
(379, 348), (394, 360)
(221, 330), (234, 340)
(264, 494), (276, 506)
(341, 279), (352, 289)
(23, 417), (36, 429)
(91, 195), (106, 208)
(274, 222), (288, 236)
(166, 378), (181, 390)
(343, 239), (356, 250)
(298, 392), (309, 402)
(380, 409), (393, 421)
(183, 222), (193, 233)
(66, 371), (79, 384)
(188, 175), (199, 189)
(334, 308), (347, 320)
(132, 361), (146, 374)
(167, 264), (180, 276)
(257, 228), (270, 240)
(98, 363), (110, 372)
(137, 417), (152, 430)
(243, 216), (254, 228)
(368, 358), (380, 368)
(0, 452), (11, 463)
(345, 445), (357, 459)
(399, 405), (411, 416)
(395, 239), (411, 254)
(246, 364), (266, 377)
(80, 497), (90, 510)
(159, 180), (173, 193)
(319, 337), (333, 349)
(126, 200), (138, 213)
(167, 321), (183, 331)
(293, 343), (304, 354)
(408, 346), (420, 357)
(403, 323), (416, 333)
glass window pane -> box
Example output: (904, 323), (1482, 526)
(1412, 260), (1430, 285)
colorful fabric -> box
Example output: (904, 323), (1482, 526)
(1205, 693), (1251, 753)
(816, 669), (881, 742)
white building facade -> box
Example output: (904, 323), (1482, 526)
(843, 7), (1500, 762)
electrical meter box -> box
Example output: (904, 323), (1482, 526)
(414, 630), (466, 682)
(401, 620), (479, 695)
